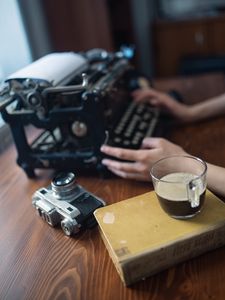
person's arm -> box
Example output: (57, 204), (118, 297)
(206, 163), (225, 197)
(186, 93), (225, 122)
(101, 137), (225, 197)
(132, 88), (225, 123)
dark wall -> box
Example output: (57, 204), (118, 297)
(40, 0), (114, 52)
(18, 0), (155, 76)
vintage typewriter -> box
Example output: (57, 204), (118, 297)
(0, 48), (163, 178)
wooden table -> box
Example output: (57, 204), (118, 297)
(1, 73), (225, 300)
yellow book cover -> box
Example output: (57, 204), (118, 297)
(94, 190), (225, 286)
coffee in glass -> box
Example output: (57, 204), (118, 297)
(150, 156), (207, 219)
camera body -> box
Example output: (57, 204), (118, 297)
(32, 172), (105, 236)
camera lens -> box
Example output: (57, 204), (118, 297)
(52, 172), (77, 200)
(53, 172), (75, 186)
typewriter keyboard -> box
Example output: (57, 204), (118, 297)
(110, 102), (159, 149)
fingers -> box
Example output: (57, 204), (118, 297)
(101, 139), (163, 161)
(101, 158), (150, 181)
(132, 88), (158, 103)
(132, 87), (156, 97)
(101, 145), (152, 181)
(100, 138), (187, 182)
(132, 88), (175, 112)
(101, 145), (141, 161)
(101, 158), (138, 173)
(106, 166), (150, 181)
(141, 137), (167, 149)
(101, 138), (167, 156)
(141, 137), (186, 156)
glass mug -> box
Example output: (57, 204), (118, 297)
(150, 155), (207, 219)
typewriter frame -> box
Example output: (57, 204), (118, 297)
(0, 50), (148, 178)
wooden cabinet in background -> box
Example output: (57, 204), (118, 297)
(153, 15), (225, 77)
(40, 0), (135, 55)
(210, 17), (225, 54)
(40, 0), (114, 52)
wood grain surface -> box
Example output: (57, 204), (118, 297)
(1, 73), (225, 300)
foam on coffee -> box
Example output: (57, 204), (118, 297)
(157, 172), (203, 201)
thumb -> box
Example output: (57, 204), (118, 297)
(149, 98), (159, 106)
(141, 137), (163, 149)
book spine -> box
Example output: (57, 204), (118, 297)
(99, 228), (126, 285)
(122, 223), (225, 286)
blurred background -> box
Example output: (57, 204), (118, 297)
(2, 0), (225, 80)
(1, 0), (225, 148)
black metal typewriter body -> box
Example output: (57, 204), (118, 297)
(0, 49), (161, 178)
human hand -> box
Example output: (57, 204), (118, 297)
(132, 88), (191, 121)
(101, 137), (187, 181)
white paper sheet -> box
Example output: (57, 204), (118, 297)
(7, 52), (88, 86)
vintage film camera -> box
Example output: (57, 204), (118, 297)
(32, 172), (105, 236)
(0, 47), (160, 178)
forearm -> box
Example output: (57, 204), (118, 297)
(185, 93), (225, 123)
(206, 163), (225, 197)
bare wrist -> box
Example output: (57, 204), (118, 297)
(180, 105), (196, 123)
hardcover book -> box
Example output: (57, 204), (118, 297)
(94, 190), (225, 286)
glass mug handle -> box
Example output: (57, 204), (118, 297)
(188, 180), (200, 208)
